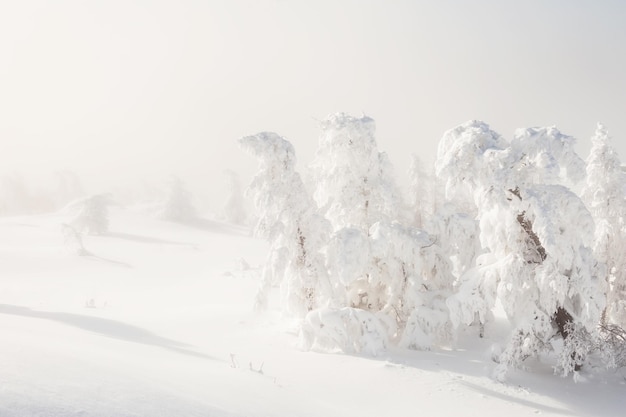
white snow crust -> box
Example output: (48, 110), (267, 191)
(1, 207), (624, 417)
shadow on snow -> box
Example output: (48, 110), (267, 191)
(103, 231), (197, 247)
(0, 304), (218, 361)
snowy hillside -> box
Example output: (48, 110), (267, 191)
(1, 207), (624, 417)
(3, 0), (626, 414)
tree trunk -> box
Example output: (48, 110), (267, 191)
(510, 187), (577, 367)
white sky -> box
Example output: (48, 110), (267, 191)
(1, 0), (625, 204)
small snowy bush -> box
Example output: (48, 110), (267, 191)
(598, 324), (626, 369)
(300, 307), (388, 356)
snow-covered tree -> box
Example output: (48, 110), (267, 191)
(159, 176), (196, 223)
(72, 193), (112, 235)
(239, 115), (619, 375)
(432, 207), (482, 279)
(240, 132), (332, 316)
(437, 121), (603, 379)
(61, 222), (89, 256)
(408, 155), (434, 229)
(310, 114), (400, 308)
(582, 124), (626, 327)
(510, 126), (586, 187)
(310, 113), (403, 232)
(370, 221), (455, 349)
(307, 114), (454, 349)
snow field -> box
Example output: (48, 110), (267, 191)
(1, 208), (625, 416)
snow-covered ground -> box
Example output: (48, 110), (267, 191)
(1, 208), (624, 417)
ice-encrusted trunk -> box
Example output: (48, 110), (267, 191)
(510, 187), (579, 370)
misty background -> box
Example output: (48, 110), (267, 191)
(1, 0), (625, 213)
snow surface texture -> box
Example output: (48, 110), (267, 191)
(2, 208), (625, 417)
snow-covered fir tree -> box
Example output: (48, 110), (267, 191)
(408, 155), (434, 229)
(582, 124), (626, 327)
(241, 115), (620, 375)
(308, 114), (401, 313)
(72, 193), (112, 235)
(307, 114), (454, 350)
(240, 132), (332, 316)
(510, 125), (586, 187)
(310, 114), (410, 310)
(437, 121), (603, 379)
(310, 113), (404, 232)
(370, 221), (455, 349)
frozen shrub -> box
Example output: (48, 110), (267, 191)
(300, 307), (388, 356)
(598, 324), (626, 369)
(61, 223), (90, 256)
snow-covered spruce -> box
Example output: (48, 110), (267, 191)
(311, 113), (408, 322)
(370, 221), (455, 349)
(408, 155), (437, 229)
(241, 116), (617, 378)
(241, 115), (456, 354)
(310, 113), (404, 232)
(239, 132), (332, 316)
(71, 193), (112, 235)
(322, 220), (455, 350)
(510, 125), (586, 187)
(311, 114), (453, 350)
(437, 121), (603, 379)
(582, 124), (626, 328)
